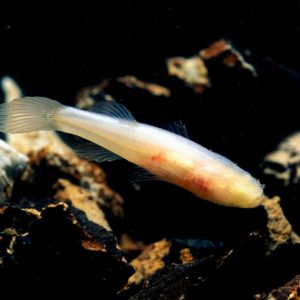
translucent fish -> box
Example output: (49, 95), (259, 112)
(0, 97), (264, 208)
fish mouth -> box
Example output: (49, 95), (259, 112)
(244, 192), (265, 208)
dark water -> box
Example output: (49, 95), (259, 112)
(1, 1), (300, 242)
(1, 1), (300, 100)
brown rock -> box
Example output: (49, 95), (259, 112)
(255, 275), (300, 300)
(166, 56), (210, 93)
(54, 178), (111, 230)
(127, 239), (171, 286)
(117, 76), (171, 97)
(0, 139), (28, 205)
(76, 75), (171, 110)
(119, 233), (145, 254)
(0, 201), (133, 296)
(262, 196), (300, 253)
(179, 248), (194, 264)
(26, 146), (124, 218)
(262, 131), (300, 187)
(200, 39), (257, 76)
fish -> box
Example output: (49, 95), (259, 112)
(0, 97), (264, 208)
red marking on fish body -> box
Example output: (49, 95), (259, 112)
(150, 152), (165, 163)
(193, 177), (209, 193)
(183, 175), (210, 195)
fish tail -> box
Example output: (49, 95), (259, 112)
(0, 96), (64, 133)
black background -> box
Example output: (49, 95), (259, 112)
(1, 1), (300, 101)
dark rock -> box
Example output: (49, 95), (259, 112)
(0, 125), (133, 297)
(0, 202), (133, 297)
(255, 274), (300, 300)
(0, 140), (28, 205)
(3, 38), (300, 298)
(261, 132), (300, 239)
(124, 232), (300, 300)
(124, 232), (267, 300)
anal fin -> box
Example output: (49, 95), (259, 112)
(130, 166), (159, 183)
(74, 138), (121, 163)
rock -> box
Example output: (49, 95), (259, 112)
(0, 77), (133, 296)
(3, 39), (300, 298)
(122, 230), (300, 299)
(0, 144), (134, 295)
(0, 201), (134, 297)
(27, 147), (123, 215)
(126, 233), (267, 300)
(75, 75), (172, 127)
(200, 39), (257, 76)
(117, 76), (171, 98)
(262, 131), (300, 187)
(166, 56), (210, 93)
(0, 123), (133, 296)
(76, 76), (171, 112)
(119, 233), (145, 255)
(165, 39), (257, 95)
(119, 237), (227, 298)
(1, 76), (23, 102)
(261, 132), (300, 241)
(255, 275), (300, 300)
(127, 239), (171, 287)
(0, 139), (28, 205)
(54, 178), (111, 230)
(179, 248), (194, 265)
(262, 196), (300, 253)
(127, 259), (212, 300)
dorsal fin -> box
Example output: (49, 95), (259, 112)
(165, 120), (189, 138)
(90, 100), (136, 121)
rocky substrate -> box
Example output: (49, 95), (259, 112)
(1, 40), (300, 299)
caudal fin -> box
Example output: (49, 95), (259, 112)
(0, 97), (64, 133)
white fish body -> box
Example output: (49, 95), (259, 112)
(0, 97), (264, 208)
